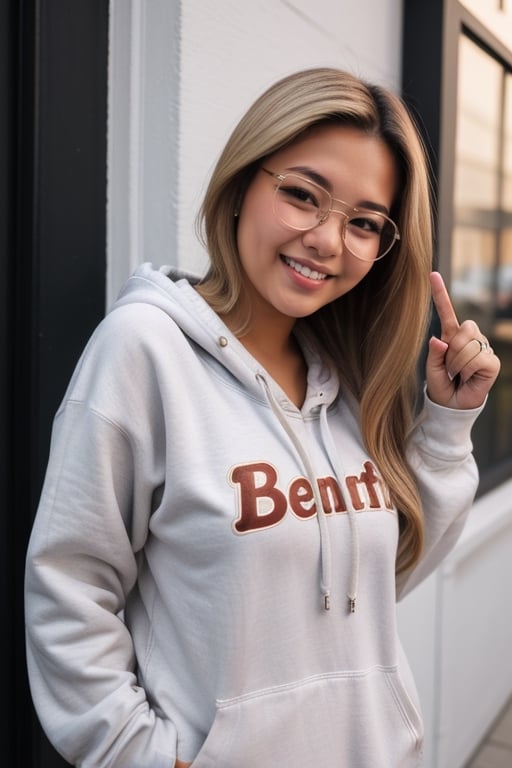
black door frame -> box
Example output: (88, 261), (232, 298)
(1, 1), (108, 765)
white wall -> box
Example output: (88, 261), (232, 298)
(108, 0), (404, 304)
(177, 0), (404, 275)
(435, 481), (512, 767)
(397, 483), (512, 768)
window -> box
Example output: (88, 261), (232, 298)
(451, 35), (512, 481)
(402, 0), (512, 491)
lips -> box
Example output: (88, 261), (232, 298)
(282, 255), (329, 281)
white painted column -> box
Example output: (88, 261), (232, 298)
(107, 0), (181, 307)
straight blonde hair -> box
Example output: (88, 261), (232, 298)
(196, 68), (433, 576)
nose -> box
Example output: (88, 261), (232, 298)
(301, 212), (347, 259)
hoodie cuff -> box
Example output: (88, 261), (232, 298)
(412, 392), (485, 462)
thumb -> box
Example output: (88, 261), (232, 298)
(426, 335), (453, 406)
(427, 335), (449, 373)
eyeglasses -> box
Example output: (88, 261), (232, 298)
(261, 168), (400, 261)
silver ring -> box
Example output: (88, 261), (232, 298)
(475, 338), (491, 353)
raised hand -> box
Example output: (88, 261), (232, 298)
(426, 271), (501, 410)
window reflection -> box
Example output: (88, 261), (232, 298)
(505, 75), (512, 210)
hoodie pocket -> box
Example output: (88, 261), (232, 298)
(191, 666), (424, 768)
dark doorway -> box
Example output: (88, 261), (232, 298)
(1, 1), (108, 765)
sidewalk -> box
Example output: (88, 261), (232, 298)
(466, 697), (512, 767)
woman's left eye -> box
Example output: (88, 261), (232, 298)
(350, 216), (382, 234)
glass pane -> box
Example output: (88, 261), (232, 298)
(454, 36), (502, 211)
(451, 226), (496, 334)
(451, 36), (512, 480)
(458, 1), (512, 49)
(497, 227), (512, 320)
(504, 74), (512, 211)
(494, 80), (512, 470)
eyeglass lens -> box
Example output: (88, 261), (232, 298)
(273, 174), (397, 261)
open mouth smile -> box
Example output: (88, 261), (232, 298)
(282, 255), (329, 282)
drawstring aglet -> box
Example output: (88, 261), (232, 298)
(324, 594), (331, 611)
(349, 597), (356, 613)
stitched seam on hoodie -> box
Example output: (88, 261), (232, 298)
(383, 670), (422, 748)
(64, 399), (134, 442)
(215, 665), (399, 708)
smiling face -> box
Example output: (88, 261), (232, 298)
(235, 123), (398, 329)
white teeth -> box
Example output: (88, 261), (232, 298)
(283, 256), (328, 281)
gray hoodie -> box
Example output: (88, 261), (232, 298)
(25, 263), (481, 767)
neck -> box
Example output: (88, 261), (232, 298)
(222, 296), (307, 408)
(223, 296), (297, 361)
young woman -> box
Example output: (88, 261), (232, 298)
(25, 68), (500, 767)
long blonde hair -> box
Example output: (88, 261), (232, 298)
(197, 68), (433, 575)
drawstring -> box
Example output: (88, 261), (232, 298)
(256, 374), (333, 611)
(320, 405), (360, 614)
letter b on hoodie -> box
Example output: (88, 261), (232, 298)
(231, 462), (287, 533)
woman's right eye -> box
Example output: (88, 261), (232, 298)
(281, 185), (318, 206)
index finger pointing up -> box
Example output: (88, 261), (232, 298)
(429, 271), (460, 341)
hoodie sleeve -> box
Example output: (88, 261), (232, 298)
(24, 309), (178, 767)
(396, 394), (482, 600)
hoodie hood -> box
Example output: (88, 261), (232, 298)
(114, 263), (359, 612)
(114, 262), (340, 416)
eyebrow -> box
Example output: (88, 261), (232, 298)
(286, 165), (391, 216)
